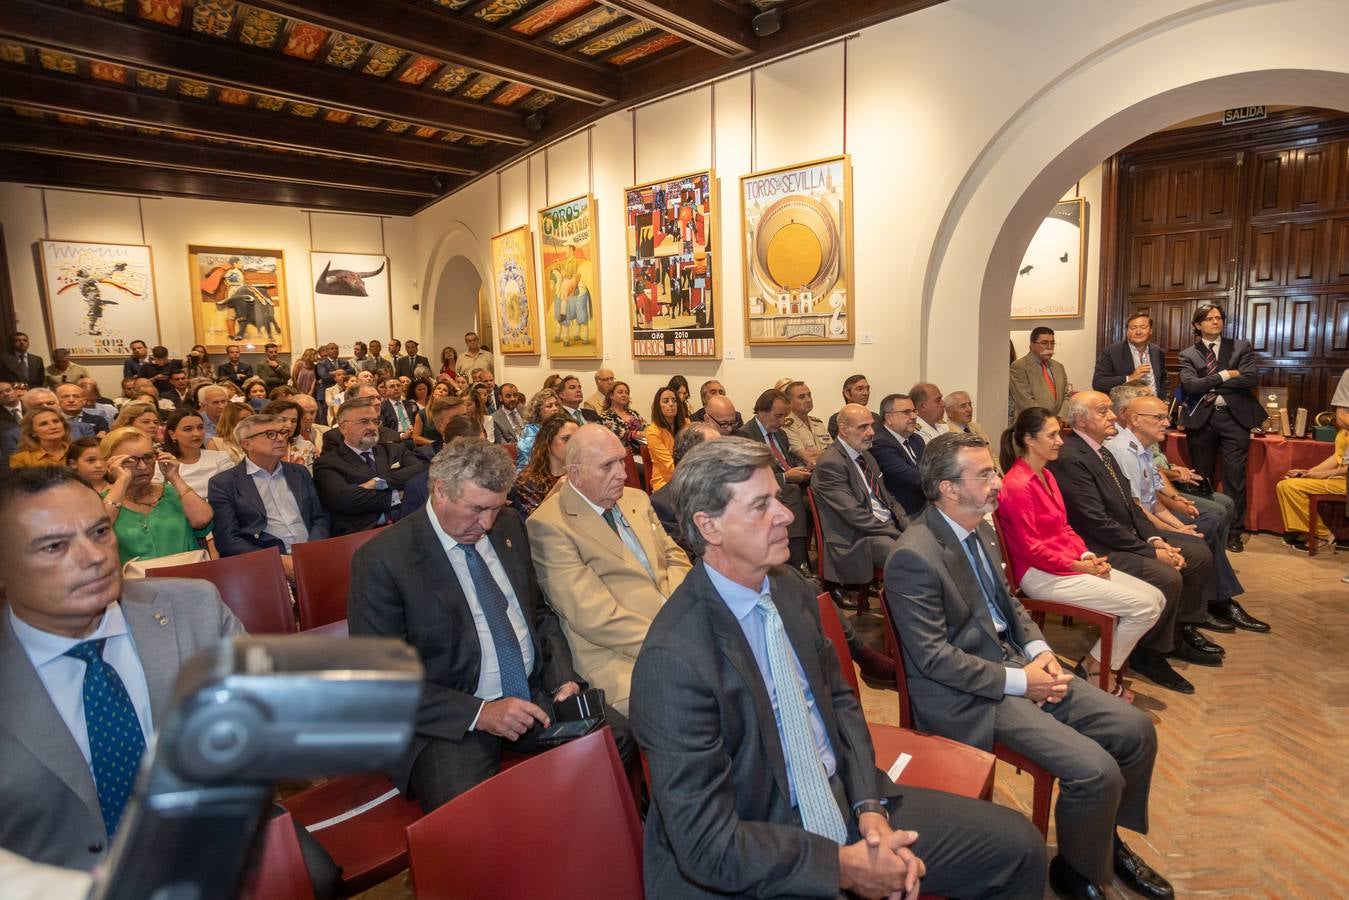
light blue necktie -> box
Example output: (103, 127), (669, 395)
(65, 639), (146, 837)
(755, 595), (848, 844)
(459, 543), (531, 700)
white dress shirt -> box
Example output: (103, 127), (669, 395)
(9, 603), (153, 767)
(245, 458), (309, 550)
(424, 504), (535, 715)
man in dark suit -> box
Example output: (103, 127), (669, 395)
(630, 438), (1045, 900)
(869, 392), (927, 515)
(1049, 391), (1220, 694)
(314, 398), (424, 535)
(1178, 303), (1263, 552)
(393, 339), (431, 379)
(349, 438), (633, 811)
(320, 384), (403, 451)
(556, 375), (600, 424)
(885, 432), (1171, 900)
(826, 373), (881, 439)
(1093, 311), (1169, 399)
(54, 384), (105, 439)
(689, 380), (744, 430)
(378, 376), (418, 441)
(490, 383), (525, 445)
(735, 389), (812, 570)
(215, 343), (252, 389)
(0, 332), (44, 389)
(208, 414), (330, 578)
(0, 379), (22, 423)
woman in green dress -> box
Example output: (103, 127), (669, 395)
(99, 426), (214, 566)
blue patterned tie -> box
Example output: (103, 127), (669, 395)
(755, 595), (848, 844)
(64, 639), (146, 837)
(458, 544), (531, 700)
(963, 534), (1010, 634)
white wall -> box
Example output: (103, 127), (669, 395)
(0, 182), (417, 393)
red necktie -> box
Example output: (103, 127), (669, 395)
(1201, 342), (1219, 376)
(1041, 362), (1057, 400)
(768, 434), (790, 470)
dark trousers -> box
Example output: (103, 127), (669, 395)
(1107, 539), (1211, 654)
(1176, 509), (1244, 603)
(409, 698), (636, 813)
(1186, 407), (1252, 534)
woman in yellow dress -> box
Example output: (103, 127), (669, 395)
(9, 408), (70, 469)
(1275, 428), (1349, 547)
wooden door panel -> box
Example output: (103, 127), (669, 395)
(1285, 221), (1329, 286)
(1128, 235), (1165, 293)
(1330, 218), (1349, 284)
(1280, 294), (1320, 356)
(1204, 157), (1238, 223)
(1325, 294), (1349, 358)
(1130, 165), (1168, 228)
(1245, 296), (1277, 354)
(1168, 163), (1205, 225)
(1159, 301), (1192, 355)
(1292, 145), (1335, 213)
(1198, 229), (1231, 289)
(1247, 224), (1285, 287)
(1251, 150), (1292, 216)
(1164, 233), (1199, 291)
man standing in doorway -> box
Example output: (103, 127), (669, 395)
(1010, 327), (1069, 417)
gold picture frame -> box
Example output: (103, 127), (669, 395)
(489, 225), (541, 355)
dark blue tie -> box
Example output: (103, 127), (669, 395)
(64, 639), (146, 837)
(962, 533), (1011, 634)
(458, 543), (531, 700)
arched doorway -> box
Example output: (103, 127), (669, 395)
(915, 3), (1349, 419)
(420, 221), (491, 364)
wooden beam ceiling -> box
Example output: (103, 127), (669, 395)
(603, 1), (756, 57)
(243, 0), (616, 105)
(0, 0), (532, 145)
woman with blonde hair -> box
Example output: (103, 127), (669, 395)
(9, 407), (70, 469)
(99, 426), (213, 567)
(515, 388), (562, 469)
(112, 401), (163, 443)
(206, 401), (253, 462)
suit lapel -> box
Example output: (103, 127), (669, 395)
(0, 610), (102, 820)
(121, 586), (182, 719)
(488, 522), (542, 663)
(236, 466), (268, 528)
(924, 508), (1002, 646)
(560, 487), (628, 566)
(619, 491), (663, 582)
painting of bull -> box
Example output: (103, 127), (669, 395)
(315, 259), (386, 296)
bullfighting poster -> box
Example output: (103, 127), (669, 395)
(310, 252), (391, 358)
(625, 170), (719, 359)
(740, 155), (854, 346)
(489, 226), (540, 355)
(188, 246), (289, 353)
(537, 194), (601, 360)
(38, 240), (160, 360)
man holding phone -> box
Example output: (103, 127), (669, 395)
(349, 438), (634, 811)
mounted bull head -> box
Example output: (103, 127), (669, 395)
(315, 260), (386, 296)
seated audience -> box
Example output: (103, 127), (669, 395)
(826, 373), (881, 439)
(630, 438), (1045, 900)
(650, 422), (720, 552)
(161, 408), (232, 497)
(869, 392), (927, 515)
(293, 393), (327, 456)
(585, 368), (615, 413)
(556, 375), (600, 425)
(412, 382), (457, 448)
(908, 382), (946, 443)
(110, 401), (161, 444)
(400, 415), (484, 513)
(699, 393), (741, 437)
(260, 399), (316, 471)
(690, 379), (743, 430)
(159, 370), (191, 409)
(510, 414), (576, 518)
(515, 388), (562, 469)
(380, 376), (418, 441)
(137, 346), (180, 395)
(468, 383), (496, 440)
(206, 402), (253, 463)
(241, 376), (269, 411)
(1048, 391), (1217, 694)
(348, 439), (634, 812)
(643, 386), (688, 491)
(208, 413), (330, 577)
(527, 425), (691, 715)
(319, 383), (405, 451)
(99, 427), (213, 566)
(10, 407), (70, 469)
(65, 437), (109, 487)
(0, 467), (244, 870)
(314, 398), (425, 535)
(885, 432), (1170, 900)
(735, 389), (812, 570)
(943, 389), (990, 442)
(598, 380), (647, 455)
(995, 407), (1164, 698)
(666, 375), (692, 416)
(781, 380), (833, 464)
(489, 383), (524, 446)
(1275, 427), (1349, 547)
(55, 384), (103, 439)
(78, 377), (116, 427)
(216, 344), (252, 388)
(196, 384), (229, 439)
(408, 376), (433, 411)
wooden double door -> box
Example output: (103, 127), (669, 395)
(1102, 109), (1349, 414)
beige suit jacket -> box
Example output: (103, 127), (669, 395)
(527, 484), (691, 713)
(946, 419), (991, 444)
(1009, 352), (1069, 417)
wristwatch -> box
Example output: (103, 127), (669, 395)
(852, 799), (888, 820)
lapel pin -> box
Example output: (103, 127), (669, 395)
(505, 538), (513, 549)
(154, 612), (169, 626)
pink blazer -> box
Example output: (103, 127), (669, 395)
(994, 458), (1090, 584)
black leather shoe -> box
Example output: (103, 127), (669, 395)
(1114, 840), (1175, 898)
(1198, 612), (1236, 633)
(1211, 599), (1271, 633)
(1181, 624), (1225, 656)
(1226, 534), (1245, 553)
(1048, 855), (1105, 900)
(828, 587), (858, 612)
(856, 646), (896, 688)
(1127, 652), (1195, 694)
(1173, 642), (1223, 667)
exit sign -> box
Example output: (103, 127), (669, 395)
(1223, 106), (1267, 125)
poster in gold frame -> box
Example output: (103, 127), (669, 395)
(740, 154), (854, 346)
(187, 245), (289, 352)
(489, 225), (540, 355)
(537, 193), (602, 360)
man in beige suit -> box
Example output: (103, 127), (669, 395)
(944, 390), (991, 444)
(1010, 326), (1070, 417)
(527, 425), (691, 714)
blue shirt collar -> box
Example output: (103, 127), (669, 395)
(703, 562), (770, 623)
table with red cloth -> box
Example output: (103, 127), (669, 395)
(1163, 431), (1334, 533)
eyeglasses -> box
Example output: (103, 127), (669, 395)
(959, 469), (1003, 484)
(709, 416), (737, 430)
(1034, 340), (1057, 346)
(1134, 412), (1169, 421)
(343, 417), (381, 428)
(245, 428), (290, 441)
(125, 453), (160, 469)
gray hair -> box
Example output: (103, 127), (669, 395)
(919, 431), (988, 501)
(21, 388), (56, 408)
(673, 422), (720, 465)
(428, 437), (516, 500)
(944, 390), (971, 410)
(670, 437), (772, 556)
(197, 384), (227, 404)
(1109, 382), (1152, 416)
(234, 413), (284, 443)
(1063, 393), (1094, 428)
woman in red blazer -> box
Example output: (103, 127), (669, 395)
(994, 407), (1163, 700)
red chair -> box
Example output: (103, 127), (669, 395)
(639, 443), (655, 492)
(816, 593), (994, 801)
(804, 487), (881, 615)
(149, 547), (295, 634)
(879, 602), (1053, 837)
(1306, 492), (1349, 556)
(241, 812), (315, 900)
(623, 450), (642, 489)
(280, 773), (424, 896)
(501, 442), (518, 464)
(304, 618), (349, 638)
(292, 530), (382, 630)
(407, 728), (640, 900)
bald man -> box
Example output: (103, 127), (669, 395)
(585, 369), (616, 414)
(526, 425), (692, 714)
